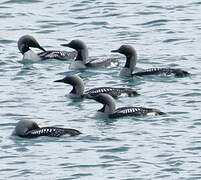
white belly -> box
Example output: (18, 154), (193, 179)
(68, 93), (80, 98)
(69, 61), (86, 70)
(23, 50), (41, 62)
(95, 111), (109, 118)
(120, 68), (132, 77)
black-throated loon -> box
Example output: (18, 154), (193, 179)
(54, 74), (138, 98)
(92, 93), (165, 118)
(12, 120), (81, 138)
(111, 45), (189, 77)
(61, 39), (119, 69)
(18, 35), (77, 62)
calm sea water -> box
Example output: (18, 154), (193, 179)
(1, 0), (201, 179)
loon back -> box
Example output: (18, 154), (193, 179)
(133, 68), (190, 77)
(85, 87), (138, 98)
(38, 50), (77, 60)
(85, 58), (120, 68)
(25, 127), (81, 138)
(110, 106), (165, 118)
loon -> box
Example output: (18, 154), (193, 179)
(111, 45), (189, 77)
(92, 93), (165, 118)
(61, 39), (119, 69)
(12, 120), (81, 138)
(18, 35), (77, 62)
(54, 74), (138, 98)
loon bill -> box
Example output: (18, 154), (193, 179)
(92, 93), (165, 118)
(18, 35), (76, 62)
(12, 120), (81, 138)
(61, 39), (119, 69)
(111, 45), (190, 77)
(54, 74), (139, 98)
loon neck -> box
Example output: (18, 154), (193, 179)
(70, 82), (85, 98)
(75, 48), (88, 64)
(21, 45), (30, 55)
(124, 55), (137, 72)
(120, 55), (136, 76)
(98, 101), (116, 116)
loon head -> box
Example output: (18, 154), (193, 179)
(111, 45), (137, 76)
(12, 120), (39, 137)
(61, 39), (88, 63)
(93, 93), (116, 116)
(18, 35), (46, 55)
(54, 74), (85, 97)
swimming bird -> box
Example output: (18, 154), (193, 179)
(54, 74), (138, 98)
(18, 35), (77, 62)
(61, 39), (119, 69)
(92, 93), (165, 118)
(12, 120), (81, 138)
(111, 45), (189, 77)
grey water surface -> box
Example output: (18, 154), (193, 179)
(0, 0), (201, 179)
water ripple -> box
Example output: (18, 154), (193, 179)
(0, 0), (201, 179)
(140, 19), (171, 26)
(2, 0), (42, 4)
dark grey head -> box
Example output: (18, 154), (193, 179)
(54, 74), (83, 86)
(54, 74), (85, 97)
(61, 39), (87, 51)
(111, 45), (136, 57)
(111, 45), (137, 74)
(93, 93), (115, 104)
(12, 120), (39, 137)
(92, 93), (116, 115)
(61, 40), (88, 62)
(18, 35), (46, 54)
